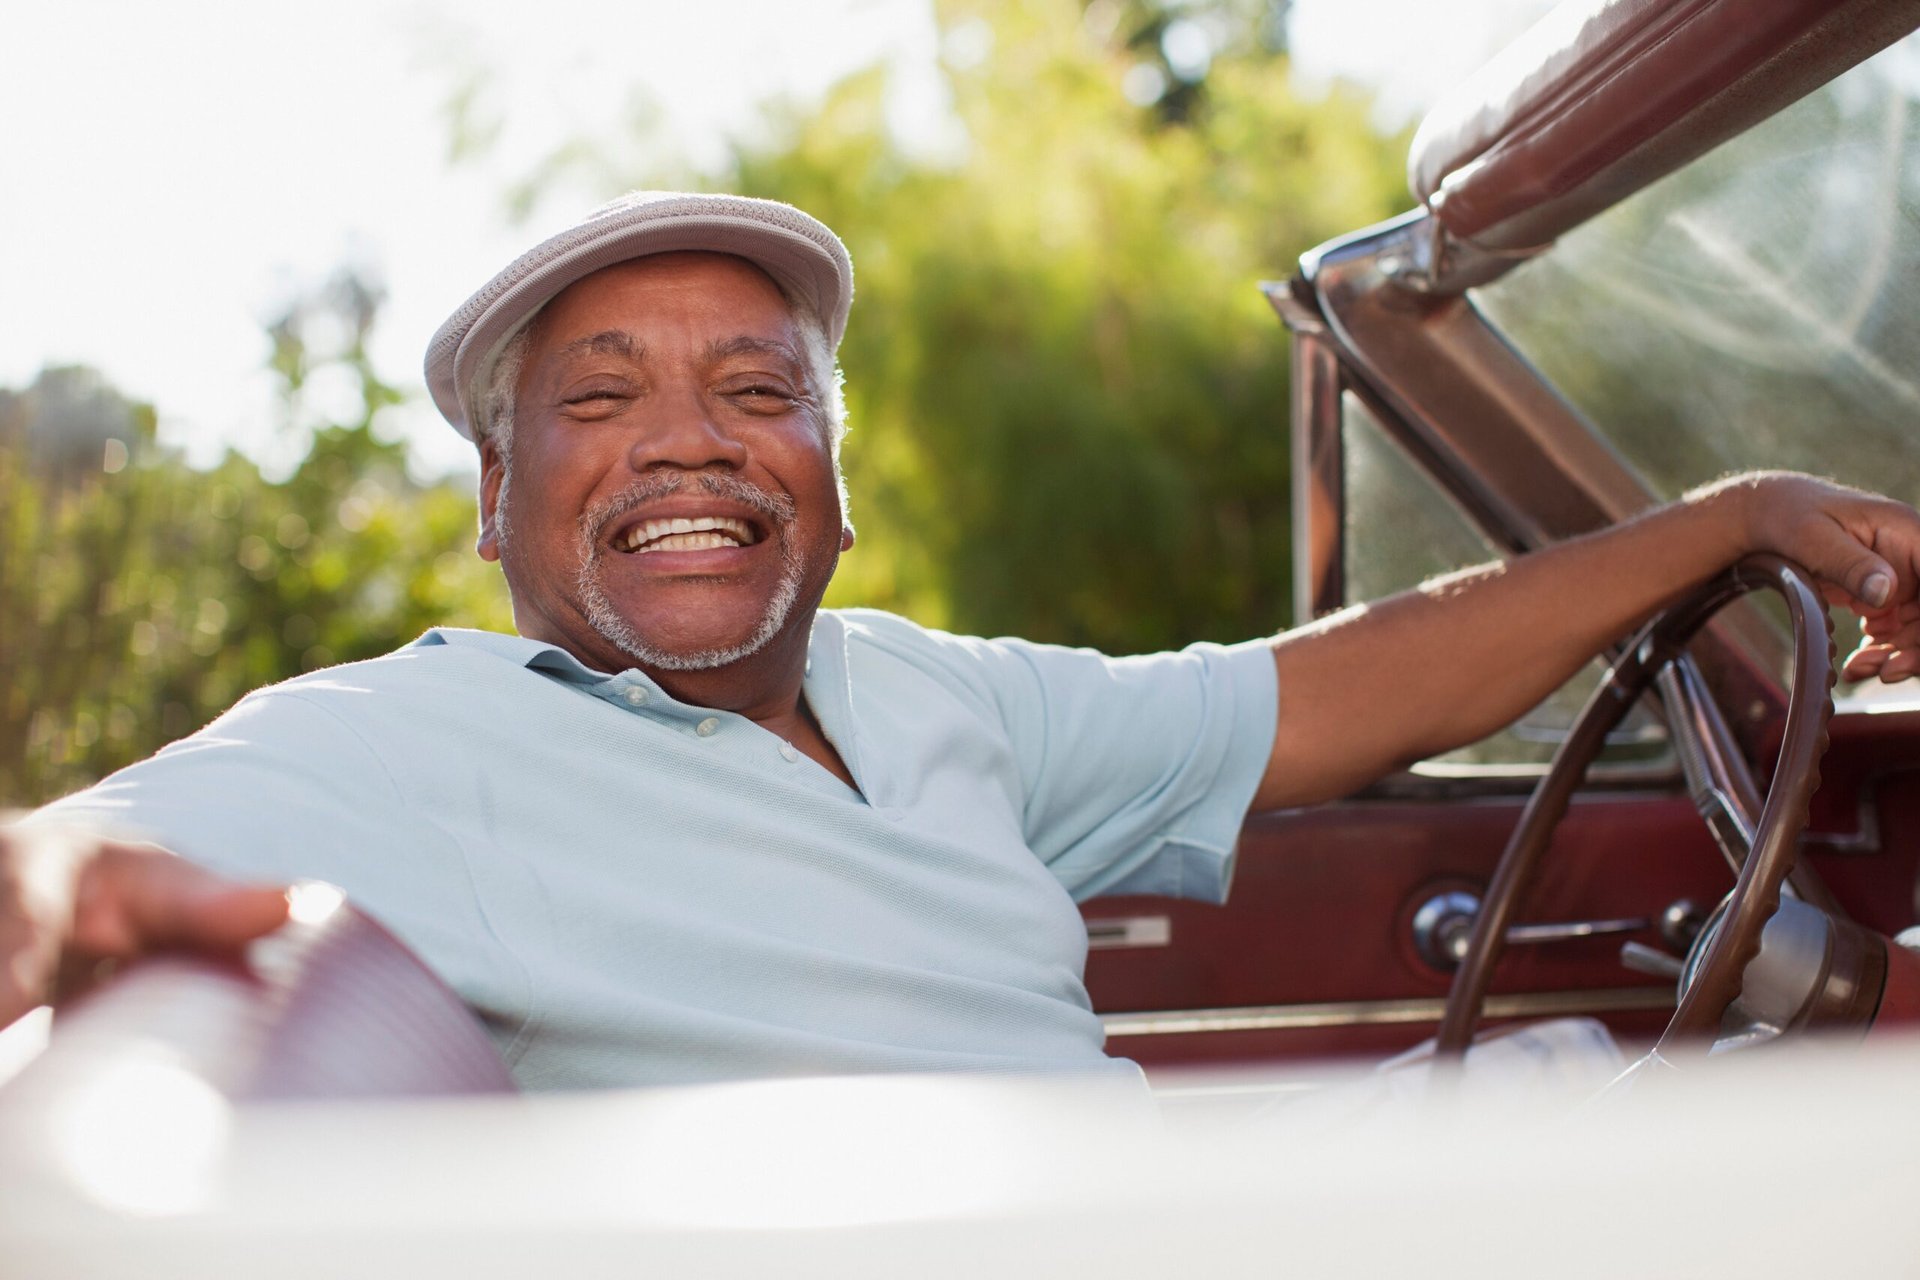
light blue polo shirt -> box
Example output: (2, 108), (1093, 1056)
(32, 610), (1276, 1090)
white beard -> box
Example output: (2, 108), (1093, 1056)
(577, 542), (804, 671)
(568, 471), (807, 671)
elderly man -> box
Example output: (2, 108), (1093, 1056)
(7, 191), (1920, 1089)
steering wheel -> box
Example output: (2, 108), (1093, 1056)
(1434, 554), (1836, 1064)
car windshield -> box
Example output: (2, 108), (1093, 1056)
(1473, 32), (1920, 497)
(1470, 31), (1920, 702)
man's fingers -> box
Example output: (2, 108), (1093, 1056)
(160, 882), (294, 950)
(1862, 601), (1920, 629)
(1843, 632), (1920, 682)
(1844, 643), (1891, 681)
(71, 848), (290, 958)
(1799, 515), (1898, 610)
(0, 831), (292, 1027)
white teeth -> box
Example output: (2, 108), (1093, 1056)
(639, 531), (739, 553)
(622, 515), (756, 553)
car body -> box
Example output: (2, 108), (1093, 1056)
(8, 0), (1920, 1274)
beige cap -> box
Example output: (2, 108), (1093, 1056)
(424, 190), (854, 440)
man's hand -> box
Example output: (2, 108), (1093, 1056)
(1716, 471), (1920, 681)
(0, 823), (290, 1028)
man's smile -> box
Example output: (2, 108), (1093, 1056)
(620, 515), (759, 554)
(585, 472), (795, 569)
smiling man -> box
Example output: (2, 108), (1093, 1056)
(472, 247), (859, 781)
(9, 193), (1287, 1089)
(9, 191), (1920, 1090)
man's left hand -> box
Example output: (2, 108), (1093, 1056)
(1721, 472), (1920, 682)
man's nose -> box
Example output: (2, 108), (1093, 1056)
(628, 386), (748, 472)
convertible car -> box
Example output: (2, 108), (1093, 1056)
(1090, 0), (1920, 1075)
(6, 0), (1920, 1274)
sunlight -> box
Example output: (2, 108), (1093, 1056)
(47, 1054), (232, 1217)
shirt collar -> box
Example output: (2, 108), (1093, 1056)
(407, 627), (613, 685)
(408, 621), (843, 693)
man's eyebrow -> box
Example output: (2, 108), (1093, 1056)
(705, 335), (807, 371)
(553, 330), (644, 362)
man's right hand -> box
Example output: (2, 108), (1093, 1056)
(0, 823), (290, 1028)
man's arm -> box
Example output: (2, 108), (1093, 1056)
(1255, 472), (1920, 811)
(0, 824), (289, 1027)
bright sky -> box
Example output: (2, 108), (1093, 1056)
(1, 0), (1553, 482)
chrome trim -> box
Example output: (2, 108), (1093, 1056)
(1507, 917), (1649, 946)
(1372, 758), (1680, 796)
(1085, 916), (1173, 951)
(1277, 306), (1346, 623)
(1620, 941), (1686, 982)
(1262, 276), (1325, 336)
(1380, 210), (1549, 295)
(1720, 894), (1831, 1034)
(1411, 890), (1483, 971)
(1410, 889), (1648, 972)
(1100, 986), (1675, 1037)
(1656, 661), (1759, 873)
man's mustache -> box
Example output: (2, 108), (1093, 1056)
(581, 472), (796, 545)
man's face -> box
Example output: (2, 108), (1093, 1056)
(478, 252), (850, 680)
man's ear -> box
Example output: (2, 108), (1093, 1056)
(840, 523), (855, 553)
(477, 439), (505, 563)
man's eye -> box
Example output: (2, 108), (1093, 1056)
(730, 384), (795, 404)
(562, 389), (627, 407)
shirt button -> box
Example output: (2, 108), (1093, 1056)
(695, 717), (720, 737)
(624, 687), (649, 706)
(779, 742), (800, 762)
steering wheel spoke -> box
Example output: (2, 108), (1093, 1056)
(1656, 660), (1761, 873)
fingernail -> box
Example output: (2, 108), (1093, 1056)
(1864, 572), (1893, 607)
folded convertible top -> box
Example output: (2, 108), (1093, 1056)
(1409, 0), (1920, 255)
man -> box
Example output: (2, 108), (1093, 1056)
(6, 191), (1920, 1088)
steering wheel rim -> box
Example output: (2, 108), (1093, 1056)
(1434, 554), (1836, 1063)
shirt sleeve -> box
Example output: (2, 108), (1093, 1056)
(940, 631), (1278, 905)
(23, 686), (527, 1021)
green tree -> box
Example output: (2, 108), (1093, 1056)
(506, 0), (1406, 650)
(487, 1), (1407, 651)
(734, 0), (1408, 649)
(1091, 0), (1293, 124)
(0, 272), (510, 808)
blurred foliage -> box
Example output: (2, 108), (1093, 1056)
(6, 0), (1408, 806)
(732, 0), (1407, 647)
(1090, 0), (1292, 124)
(1, 274), (512, 808)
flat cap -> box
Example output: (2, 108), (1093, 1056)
(425, 190), (854, 439)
